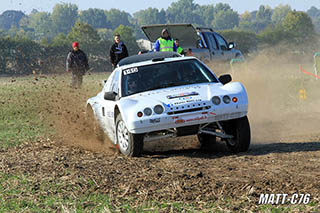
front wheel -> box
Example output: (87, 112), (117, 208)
(224, 116), (251, 153)
(116, 114), (144, 157)
(197, 133), (216, 151)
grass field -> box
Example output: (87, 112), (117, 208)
(0, 79), (47, 149)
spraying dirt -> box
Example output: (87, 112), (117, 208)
(29, 74), (116, 154)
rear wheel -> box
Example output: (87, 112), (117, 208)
(224, 116), (251, 153)
(86, 106), (104, 141)
(116, 114), (144, 157)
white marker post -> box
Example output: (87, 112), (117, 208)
(314, 52), (320, 80)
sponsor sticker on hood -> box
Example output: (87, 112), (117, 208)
(167, 91), (199, 99)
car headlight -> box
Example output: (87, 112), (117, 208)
(154, 105), (164, 114)
(143, 107), (152, 116)
(223, 95), (231, 104)
(212, 96), (221, 105)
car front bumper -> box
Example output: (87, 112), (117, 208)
(127, 107), (247, 134)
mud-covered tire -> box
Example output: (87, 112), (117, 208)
(197, 133), (216, 151)
(116, 114), (144, 157)
(86, 106), (104, 141)
(224, 116), (251, 153)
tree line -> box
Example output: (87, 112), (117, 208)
(0, 0), (319, 75)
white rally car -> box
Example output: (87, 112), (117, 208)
(86, 52), (250, 156)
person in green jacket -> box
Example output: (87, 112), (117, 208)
(174, 38), (185, 55)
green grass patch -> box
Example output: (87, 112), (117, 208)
(0, 172), (201, 212)
(0, 171), (319, 212)
(0, 73), (106, 149)
(0, 172), (113, 212)
(0, 81), (49, 149)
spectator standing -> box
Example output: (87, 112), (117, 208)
(66, 42), (89, 88)
(110, 34), (129, 69)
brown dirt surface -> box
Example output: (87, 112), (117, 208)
(1, 54), (320, 211)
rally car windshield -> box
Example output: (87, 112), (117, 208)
(121, 59), (218, 97)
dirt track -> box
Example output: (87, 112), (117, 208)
(1, 54), (320, 210)
(1, 134), (320, 210)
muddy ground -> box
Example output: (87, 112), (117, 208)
(1, 54), (320, 211)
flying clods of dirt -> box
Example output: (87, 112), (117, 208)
(37, 75), (116, 154)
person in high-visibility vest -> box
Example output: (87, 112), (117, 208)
(174, 38), (185, 55)
(154, 28), (177, 52)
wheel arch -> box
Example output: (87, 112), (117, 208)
(114, 105), (120, 124)
(86, 103), (93, 113)
(86, 99), (102, 119)
(114, 103), (135, 134)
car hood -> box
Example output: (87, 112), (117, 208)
(141, 24), (198, 48)
(119, 82), (247, 111)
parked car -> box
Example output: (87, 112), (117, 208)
(86, 52), (250, 156)
(141, 24), (244, 64)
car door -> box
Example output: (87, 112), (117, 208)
(203, 32), (223, 62)
(101, 70), (120, 141)
(194, 32), (211, 63)
(214, 32), (233, 61)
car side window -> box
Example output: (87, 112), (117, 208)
(215, 33), (228, 51)
(197, 33), (207, 48)
(104, 71), (115, 92)
(204, 32), (218, 50)
(110, 70), (120, 93)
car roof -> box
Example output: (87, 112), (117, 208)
(118, 55), (198, 71)
(118, 52), (181, 67)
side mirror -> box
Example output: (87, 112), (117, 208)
(104, 91), (117, 101)
(101, 80), (107, 87)
(196, 39), (202, 48)
(228, 42), (236, 49)
(221, 45), (228, 51)
(219, 74), (232, 85)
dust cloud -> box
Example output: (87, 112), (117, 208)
(225, 50), (320, 143)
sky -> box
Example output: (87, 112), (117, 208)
(1, 0), (319, 15)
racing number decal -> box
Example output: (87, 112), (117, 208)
(123, 67), (138, 75)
